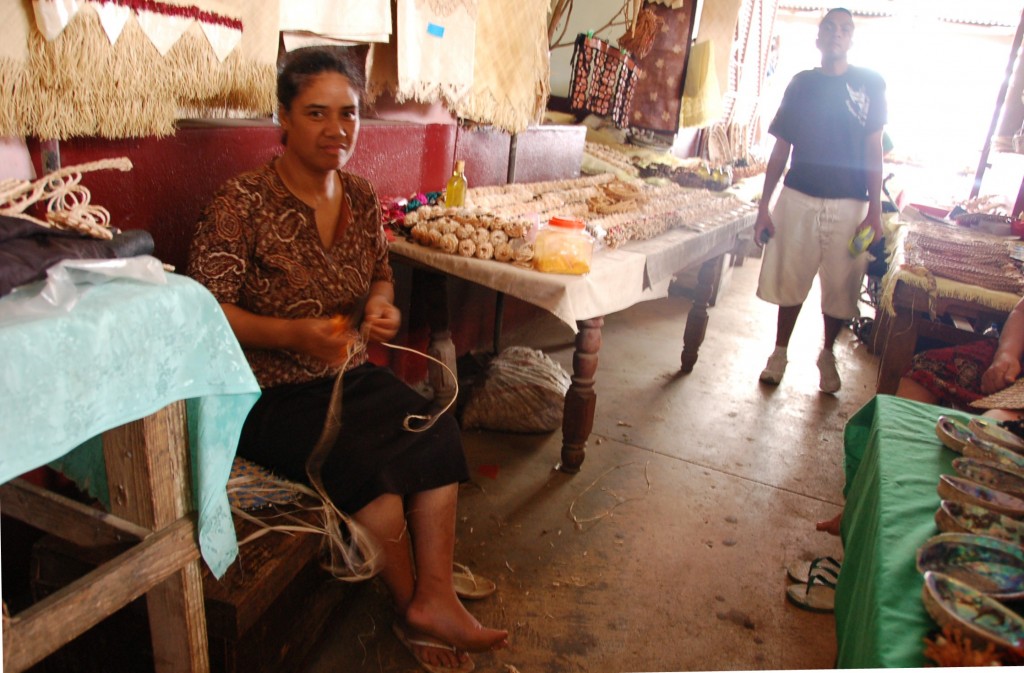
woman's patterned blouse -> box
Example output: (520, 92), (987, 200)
(188, 160), (393, 388)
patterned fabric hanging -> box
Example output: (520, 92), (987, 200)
(568, 33), (639, 128)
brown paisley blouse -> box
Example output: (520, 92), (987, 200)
(188, 160), (393, 388)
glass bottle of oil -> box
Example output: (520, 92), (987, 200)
(445, 160), (467, 208)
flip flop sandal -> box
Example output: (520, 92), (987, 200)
(453, 562), (497, 600)
(785, 555), (841, 584)
(392, 621), (475, 673)
(786, 571), (836, 613)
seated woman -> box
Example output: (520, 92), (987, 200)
(188, 46), (507, 672)
(816, 295), (1024, 536)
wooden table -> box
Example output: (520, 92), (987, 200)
(874, 279), (1009, 394)
(0, 267), (260, 672)
(390, 201), (756, 472)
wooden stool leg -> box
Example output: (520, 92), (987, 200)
(103, 400), (209, 673)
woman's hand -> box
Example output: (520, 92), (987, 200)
(362, 295), (401, 343)
(981, 351), (1021, 395)
(295, 315), (358, 367)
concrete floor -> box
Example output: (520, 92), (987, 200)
(300, 257), (880, 672)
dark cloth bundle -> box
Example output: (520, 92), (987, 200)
(0, 215), (154, 297)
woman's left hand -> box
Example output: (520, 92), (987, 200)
(362, 295), (401, 343)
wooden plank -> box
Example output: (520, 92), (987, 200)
(3, 515), (198, 672)
(0, 479), (149, 547)
(102, 400), (210, 673)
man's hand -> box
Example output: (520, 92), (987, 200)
(754, 210), (775, 248)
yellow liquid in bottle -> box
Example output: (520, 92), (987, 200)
(446, 160), (467, 208)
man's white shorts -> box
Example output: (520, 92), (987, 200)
(756, 186), (869, 320)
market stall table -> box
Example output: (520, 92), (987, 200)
(874, 219), (1022, 394)
(835, 394), (964, 668)
(390, 201), (756, 472)
(0, 268), (260, 672)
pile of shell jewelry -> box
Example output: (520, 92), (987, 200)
(397, 172), (755, 262)
(0, 157), (132, 240)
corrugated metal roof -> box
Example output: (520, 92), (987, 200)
(777, 1), (1022, 27)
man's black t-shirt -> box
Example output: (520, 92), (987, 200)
(769, 66), (887, 201)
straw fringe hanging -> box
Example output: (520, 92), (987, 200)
(2, 4), (275, 140)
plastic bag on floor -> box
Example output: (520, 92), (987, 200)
(460, 346), (571, 433)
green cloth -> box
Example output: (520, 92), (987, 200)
(835, 394), (963, 668)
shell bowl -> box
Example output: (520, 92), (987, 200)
(937, 475), (1024, 518)
(935, 500), (1024, 546)
(921, 570), (1024, 651)
(917, 533), (1024, 599)
(953, 457), (1024, 500)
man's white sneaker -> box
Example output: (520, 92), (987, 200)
(817, 350), (841, 394)
(759, 351), (788, 385)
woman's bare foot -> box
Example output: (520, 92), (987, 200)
(815, 511), (842, 536)
(405, 591), (509, 653)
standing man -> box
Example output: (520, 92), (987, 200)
(754, 7), (886, 393)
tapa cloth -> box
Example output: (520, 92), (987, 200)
(280, 0), (390, 44)
(629, 4), (691, 132)
(368, 0), (549, 133)
(397, 0), (477, 106)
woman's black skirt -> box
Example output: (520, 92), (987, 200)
(237, 363), (469, 513)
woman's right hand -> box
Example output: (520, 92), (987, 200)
(981, 351), (1022, 394)
(295, 315), (358, 367)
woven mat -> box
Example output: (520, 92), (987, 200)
(450, 0), (550, 133)
(902, 226), (1024, 296)
(972, 378), (1024, 411)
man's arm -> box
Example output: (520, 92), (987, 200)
(861, 129), (885, 239)
(753, 138), (791, 246)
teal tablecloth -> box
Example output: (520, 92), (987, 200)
(835, 394), (963, 668)
(0, 272), (260, 578)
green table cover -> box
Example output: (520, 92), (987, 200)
(835, 394), (964, 668)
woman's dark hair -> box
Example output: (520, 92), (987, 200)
(277, 46), (366, 112)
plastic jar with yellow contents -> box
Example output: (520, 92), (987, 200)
(533, 216), (593, 275)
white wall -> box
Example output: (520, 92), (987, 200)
(549, 0), (634, 97)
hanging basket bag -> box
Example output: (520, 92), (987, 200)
(568, 33), (640, 128)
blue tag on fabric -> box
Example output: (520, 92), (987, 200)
(427, 22), (445, 37)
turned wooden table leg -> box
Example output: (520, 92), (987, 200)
(419, 270), (458, 409)
(680, 254), (721, 373)
(559, 317), (603, 474)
